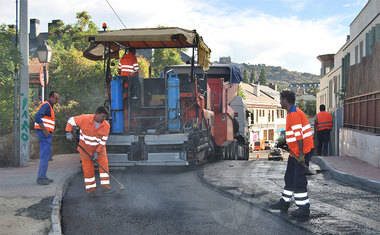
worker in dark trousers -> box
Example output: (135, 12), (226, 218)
(34, 91), (59, 185)
(315, 104), (333, 156)
(270, 90), (314, 218)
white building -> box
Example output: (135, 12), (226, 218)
(316, 0), (380, 166)
(240, 83), (286, 147)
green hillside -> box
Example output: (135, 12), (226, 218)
(240, 63), (320, 90)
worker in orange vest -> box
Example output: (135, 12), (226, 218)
(270, 90), (314, 218)
(118, 48), (139, 77)
(65, 106), (112, 196)
(314, 104), (333, 156)
(118, 48), (140, 100)
(34, 91), (59, 185)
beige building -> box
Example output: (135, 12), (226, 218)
(240, 83), (286, 148)
(316, 0), (380, 167)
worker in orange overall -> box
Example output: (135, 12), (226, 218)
(315, 104), (333, 156)
(65, 106), (112, 196)
(270, 90), (314, 218)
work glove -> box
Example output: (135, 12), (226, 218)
(297, 155), (305, 165)
(92, 152), (99, 162)
(66, 132), (73, 141)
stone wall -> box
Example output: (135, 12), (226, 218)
(0, 133), (75, 167)
(0, 132), (40, 166)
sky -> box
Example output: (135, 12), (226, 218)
(0, 0), (368, 74)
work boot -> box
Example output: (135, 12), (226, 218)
(47, 178), (54, 183)
(36, 178), (50, 185)
(102, 187), (115, 195)
(269, 198), (290, 212)
(290, 206), (310, 218)
(87, 190), (97, 198)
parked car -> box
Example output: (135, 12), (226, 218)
(268, 148), (283, 161)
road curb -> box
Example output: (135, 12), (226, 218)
(48, 169), (80, 235)
(311, 156), (380, 193)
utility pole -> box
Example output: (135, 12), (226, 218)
(18, 0), (29, 167)
(13, 0), (19, 166)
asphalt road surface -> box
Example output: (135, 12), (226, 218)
(62, 167), (310, 235)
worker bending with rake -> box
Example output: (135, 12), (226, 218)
(65, 106), (113, 196)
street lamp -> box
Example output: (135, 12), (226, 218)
(37, 41), (52, 101)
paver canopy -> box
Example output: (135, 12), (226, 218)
(83, 27), (211, 70)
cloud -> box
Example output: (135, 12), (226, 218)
(344, 0), (367, 8)
(0, 0), (349, 74)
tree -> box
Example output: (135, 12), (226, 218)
(47, 43), (106, 133)
(48, 11), (98, 51)
(0, 25), (21, 134)
(43, 13), (106, 133)
(250, 71), (255, 83)
(258, 68), (267, 85)
(151, 48), (183, 77)
(243, 69), (249, 83)
(305, 100), (316, 117)
(238, 85), (246, 99)
(137, 57), (150, 78)
(297, 99), (306, 112)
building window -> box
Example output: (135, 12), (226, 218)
(355, 45), (358, 64)
(251, 113), (254, 124)
(256, 110), (258, 123)
(359, 41), (363, 60)
(329, 79), (333, 108)
(272, 110), (274, 122)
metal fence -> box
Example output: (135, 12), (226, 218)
(344, 90), (380, 134)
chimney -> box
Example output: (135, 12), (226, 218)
(48, 19), (63, 34)
(253, 84), (261, 96)
(30, 18), (40, 39)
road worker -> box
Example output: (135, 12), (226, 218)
(270, 90), (314, 218)
(34, 91), (59, 185)
(118, 48), (139, 77)
(65, 106), (112, 195)
(314, 104), (333, 156)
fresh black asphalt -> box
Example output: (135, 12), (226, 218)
(61, 167), (310, 235)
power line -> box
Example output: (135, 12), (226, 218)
(104, 0), (127, 29)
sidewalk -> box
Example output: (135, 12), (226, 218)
(312, 155), (380, 192)
(0, 154), (80, 235)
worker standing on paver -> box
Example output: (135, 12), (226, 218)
(34, 91), (59, 185)
(65, 106), (112, 196)
(315, 104), (333, 156)
(270, 90), (314, 218)
(118, 48), (139, 76)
